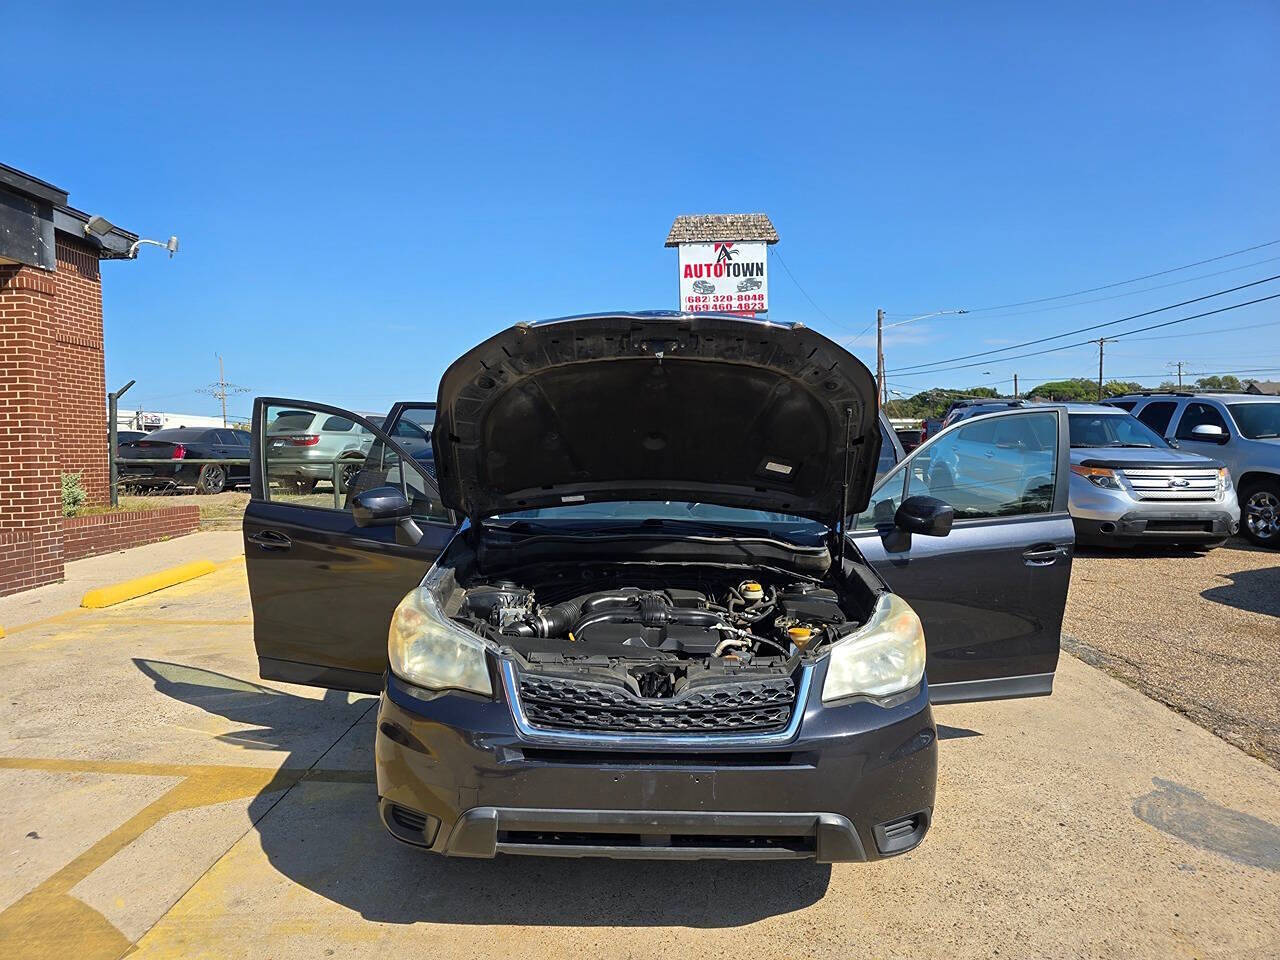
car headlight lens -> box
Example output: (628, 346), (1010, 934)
(1218, 467), (1231, 495)
(822, 593), (926, 703)
(1070, 464), (1121, 489)
(388, 586), (492, 696)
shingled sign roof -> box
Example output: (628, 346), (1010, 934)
(665, 213), (779, 247)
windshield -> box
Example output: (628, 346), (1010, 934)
(493, 500), (826, 534)
(1068, 413), (1167, 448)
(1227, 402), (1280, 439)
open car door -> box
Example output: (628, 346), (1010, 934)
(245, 397), (458, 693)
(848, 406), (1074, 703)
(379, 401), (437, 473)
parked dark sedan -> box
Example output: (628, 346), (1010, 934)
(243, 312), (1072, 863)
(118, 427), (251, 494)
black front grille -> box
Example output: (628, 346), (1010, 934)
(516, 672), (796, 734)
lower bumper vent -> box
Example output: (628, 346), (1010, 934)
(382, 801), (440, 847)
(873, 811), (930, 856)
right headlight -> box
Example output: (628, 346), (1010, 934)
(388, 586), (493, 697)
(822, 593), (926, 703)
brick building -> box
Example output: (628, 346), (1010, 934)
(1, 163), (196, 596)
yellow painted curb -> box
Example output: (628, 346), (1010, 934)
(80, 560), (219, 609)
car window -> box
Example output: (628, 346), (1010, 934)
(850, 469), (907, 531)
(1175, 402), (1229, 440)
(321, 415), (356, 433)
(1135, 401), (1177, 435)
(267, 410), (317, 433)
(876, 423), (898, 475)
(1107, 400), (1137, 411)
(905, 412), (1058, 519)
(1068, 413), (1166, 448)
(232, 430), (252, 446)
(344, 435), (451, 523)
(1227, 402), (1280, 439)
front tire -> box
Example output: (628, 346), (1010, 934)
(1240, 479), (1280, 548)
(195, 463), (227, 495)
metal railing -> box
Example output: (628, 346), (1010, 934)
(114, 456), (366, 510)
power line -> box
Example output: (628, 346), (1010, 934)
(889, 293), (1280, 378)
(1115, 316), (1280, 344)
(889, 274), (1280, 374)
(768, 247), (852, 332)
(960, 239), (1280, 313)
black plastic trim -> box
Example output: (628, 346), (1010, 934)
(928, 672), (1054, 704)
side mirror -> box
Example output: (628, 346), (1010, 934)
(895, 495), (954, 537)
(1190, 424), (1228, 444)
(351, 485), (411, 527)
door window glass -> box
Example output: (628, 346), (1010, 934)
(851, 469), (907, 530)
(344, 437), (451, 522)
(1135, 401), (1176, 435)
(876, 423), (899, 476)
(1175, 403), (1229, 440)
(262, 403), (371, 510)
(904, 412), (1058, 519)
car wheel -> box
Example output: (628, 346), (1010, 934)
(195, 464), (227, 495)
(1240, 479), (1280, 548)
(339, 458), (364, 494)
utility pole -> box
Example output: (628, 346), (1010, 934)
(1170, 360), (1186, 388)
(875, 308), (885, 408)
(107, 379), (136, 508)
(196, 354), (249, 427)
(1095, 338), (1106, 401)
(1013, 373), (1019, 399)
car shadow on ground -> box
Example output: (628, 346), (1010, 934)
(134, 658), (834, 927)
(1200, 567), (1280, 618)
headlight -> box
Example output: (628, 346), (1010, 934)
(1070, 464), (1121, 489)
(388, 586), (493, 696)
(822, 594), (925, 703)
(1218, 467), (1231, 495)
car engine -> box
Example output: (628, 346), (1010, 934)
(456, 571), (856, 678)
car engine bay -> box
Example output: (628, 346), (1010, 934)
(449, 564), (870, 699)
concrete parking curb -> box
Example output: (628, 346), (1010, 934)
(80, 560), (219, 609)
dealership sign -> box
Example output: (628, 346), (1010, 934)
(678, 241), (768, 316)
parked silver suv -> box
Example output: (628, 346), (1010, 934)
(264, 408), (374, 494)
(1065, 403), (1238, 548)
(1109, 392), (1280, 547)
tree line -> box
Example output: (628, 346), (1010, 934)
(884, 376), (1244, 420)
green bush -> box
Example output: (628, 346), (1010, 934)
(61, 472), (87, 517)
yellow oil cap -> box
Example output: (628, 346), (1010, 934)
(740, 581), (765, 601)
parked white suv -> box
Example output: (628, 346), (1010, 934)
(1108, 392), (1280, 547)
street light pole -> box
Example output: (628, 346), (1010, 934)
(877, 308), (968, 407)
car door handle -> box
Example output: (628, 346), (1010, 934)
(247, 529), (291, 551)
(1022, 543), (1065, 566)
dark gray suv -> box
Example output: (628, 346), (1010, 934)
(243, 312), (1073, 862)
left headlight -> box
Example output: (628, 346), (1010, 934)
(388, 587), (493, 697)
(822, 593), (926, 703)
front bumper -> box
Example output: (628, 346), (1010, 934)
(1070, 476), (1239, 544)
(375, 660), (937, 862)
(1073, 508), (1239, 544)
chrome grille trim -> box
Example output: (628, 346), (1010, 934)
(501, 659), (811, 748)
(1120, 467), (1219, 502)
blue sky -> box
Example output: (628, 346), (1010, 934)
(6, 2), (1279, 420)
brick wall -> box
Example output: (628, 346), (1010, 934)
(53, 237), (109, 505)
(0, 263), (65, 595)
(61, 506), (201, 562)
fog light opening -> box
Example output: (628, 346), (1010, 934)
(1099, 522), (1117, 534)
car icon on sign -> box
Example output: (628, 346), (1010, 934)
(737, 278), (762, 292)
(692, 280), (715, 295)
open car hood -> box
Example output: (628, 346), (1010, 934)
(433, 313), (881, 527)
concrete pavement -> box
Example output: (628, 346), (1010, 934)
(1, 555), (1277, 959)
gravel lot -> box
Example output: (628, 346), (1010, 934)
(1064, 539), (1280, 768)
